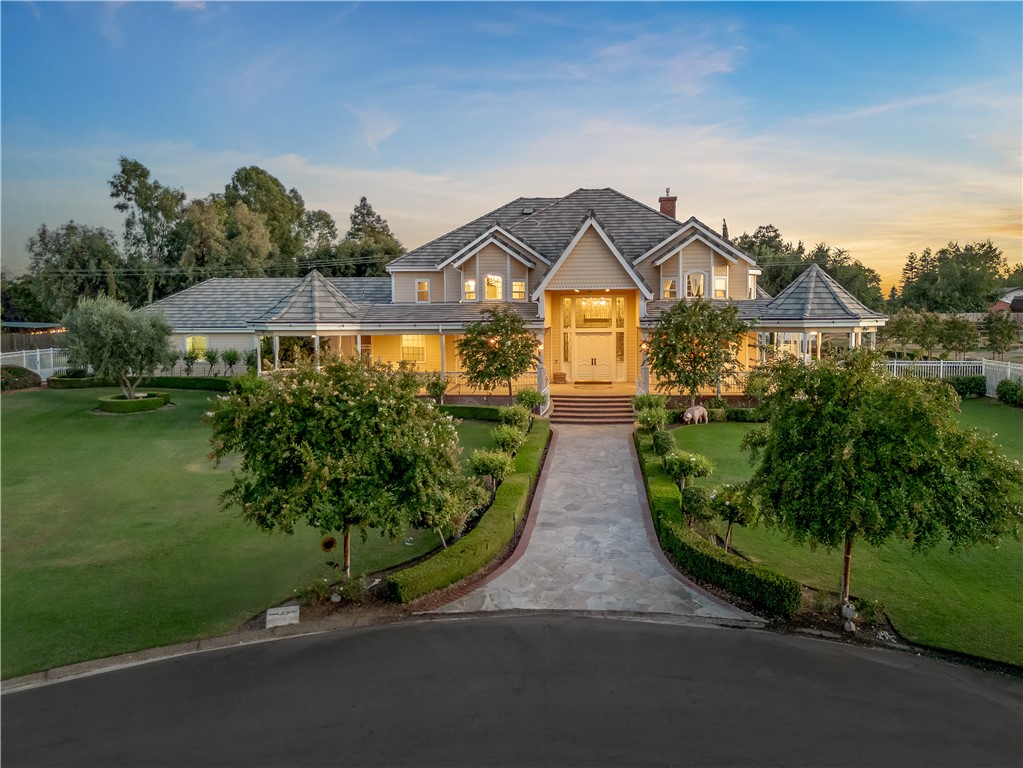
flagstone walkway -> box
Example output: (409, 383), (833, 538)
(437, 425), (762, 623)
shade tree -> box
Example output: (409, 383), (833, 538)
(457, 306), (539, 398)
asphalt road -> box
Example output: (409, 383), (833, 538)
(3, 615), (1021, 767)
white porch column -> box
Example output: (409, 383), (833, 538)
(849, 330), (857, 349)
(535, 330), (545, 392)
(816, 331), (822, 360)
(313, 335), (321, 370)
(801, 332), (809, 364)
(439, 333), (447, 380)
(272, 336), (280, 370)
(356, 333), (362, 359)
(252, 335), (262, 375)
(869, 330), (876, 350)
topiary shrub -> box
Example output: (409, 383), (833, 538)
(662, 450), (714, 490)
(680, 485), (713, 525)
(636, 405), (669, 432)
(652, 430), (674, 457)
(996, 379), (1023, 407)
(633, 393), (667, 411)
(515, 389), (547, 412)
(499, 404), (532, 432)
(468, 449), (514, 491)
(491, 424), (526, 455)
(943, 375), (987, 399)
(439, 404), (503, 421)
(221, 349), (240, 376)
(424, 375), (448, 404)
(97, 392), (168, 413)
(0, 365), (42, 391)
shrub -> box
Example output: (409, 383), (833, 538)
(662, 450), (714, 490)
(468, 449), (514, 490)
(725, 407), (768, 423)
(386, 473), (530, 603)
(47, 375), (108, 389)
(652, 430), (674, 457)
(97, 392), (168, 413)
(163, 351), (180, 373)
(204, 348), (220, 376)
(424, 375), (448, 404)
(636, 405), (669, 432)
(491, 424), (526, 454)
(499, 404), (532, 432)
(243, 349), (258, 371)
(996, 379), (1023, 408)
(515, 389), (547, 412)
(183, 350), (199, 376)
(707, 408), (727, 423)
(703, 398), (729, 410)
(680, 485), (712, 525)
(438, 404), (503, 421)
(659, 519), (801, 617)
(633, 394), (667, 411)
(0, 366), (41, 391)
(942, 375), (986, 399)
(221, 349), (240, 375)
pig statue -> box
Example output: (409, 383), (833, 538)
(682, 405), (708, 425)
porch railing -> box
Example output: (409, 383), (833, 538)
(417, 370), (541, 398)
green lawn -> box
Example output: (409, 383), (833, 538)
(670, 398), (1023, 666)
(0, 388), (496, 678)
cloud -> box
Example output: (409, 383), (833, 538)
(348, 105), (400, 152)
(99, 2), (128, 47)
(173, 1), (206, 9)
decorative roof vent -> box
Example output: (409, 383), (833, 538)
(522, 207), (535, 215)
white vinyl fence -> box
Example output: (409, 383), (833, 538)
(886, 359), (1023, 396)
(0, 348), (70, 381)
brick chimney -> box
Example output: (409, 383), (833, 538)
(658, 187), (677, 219)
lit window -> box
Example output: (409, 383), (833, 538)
(748, 275), (756, 299)
(512, 280), (526, 300)
(662, 279), (677, 299)
(416, 280), (429, 303)
(186, 335), (208, 360)
(714, 276), (727, 299)
(485, 274), (503, 300)
(464, 279), (476, 301)
(686, 273), (705, 298)
(401, 334), (426, 362)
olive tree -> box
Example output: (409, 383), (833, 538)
(456, 306), (539, 398)
(208, 358), (482, 578)
(647, 298), (751, 406)
(62, 296), (176, 400)
(743, 350), (1023, 604)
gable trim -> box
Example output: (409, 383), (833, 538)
(651, 232), (738, 267)
(449, 236), (536, 270)
(636, 218), (757, 267)
(530, 217), (655, 301)
(437, 225), (549, 270)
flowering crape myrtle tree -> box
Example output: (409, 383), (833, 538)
(62, 295), (176, 400)
(457, 306), (539, 398)
(208, 358), (482, 578)
(742, 349), (1023, 604)
(647, 298), (751, 406)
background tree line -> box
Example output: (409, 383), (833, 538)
(881, 308), (1018, 360)
(1, 157), (404, 321)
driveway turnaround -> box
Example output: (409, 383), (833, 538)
(439, 425), (759, 622)
(4, 616), (1021, 767)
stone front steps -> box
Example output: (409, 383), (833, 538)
(550, 395), (635, 425)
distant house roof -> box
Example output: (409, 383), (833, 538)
(757, 264), (885, 325)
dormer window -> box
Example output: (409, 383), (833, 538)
(464, 278), (477, 301)
(485, 274), (503, 300)
(416, 280), (430, 303)
(512, 280), (526, 301)
(713, 276), (727, 299)
(662, 279), (677, 300)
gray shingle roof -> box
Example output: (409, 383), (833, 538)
(388, 197), (559, 270)
(642, 299), (772, 325)
(360, 302), (541, 329)
(255, 271), (359, 326)
(759, 264), (885, 322)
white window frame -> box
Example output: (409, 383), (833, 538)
(662, 278), (677, 300)
(685, 271), (707, 299)
(416, 279), (430, 303)
(511, 279), (526, 301)
(401, 334), (426, 363)
(713, 275), (727, 299)
(748, 274), (756, 299)
(485, 274), (503, 301)
(464, 278), (477, 301)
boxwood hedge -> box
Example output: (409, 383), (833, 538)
(513, 419), (551, 485)
(97, 393), (170, 413)
(386, 473), (530, 603)
(438, 404), (504, 421)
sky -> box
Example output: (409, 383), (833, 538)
(2, 1), (1021, 290)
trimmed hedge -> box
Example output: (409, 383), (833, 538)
(995, 379), (1023, 408)
(513, 418), (551, 485)
(0, 365), (42, 391)
(97, 393), (170, 413)
(386, 473), (530, 603)
(725, 407), (768, 423)
(438, 404), (504, 421)
(47, 375), (109, 389)
(139, 376), (236, 392)
(659, 519), (801, 617)
(633, 428), (800, 617)
(943, 375), (987, 399)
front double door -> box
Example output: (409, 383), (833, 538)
(574, 332), (613, 382)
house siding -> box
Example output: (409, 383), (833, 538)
(546, 228), (635, 291)
(393, 271), (440, 303)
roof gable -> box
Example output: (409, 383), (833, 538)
(638, 217), (757, 267)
